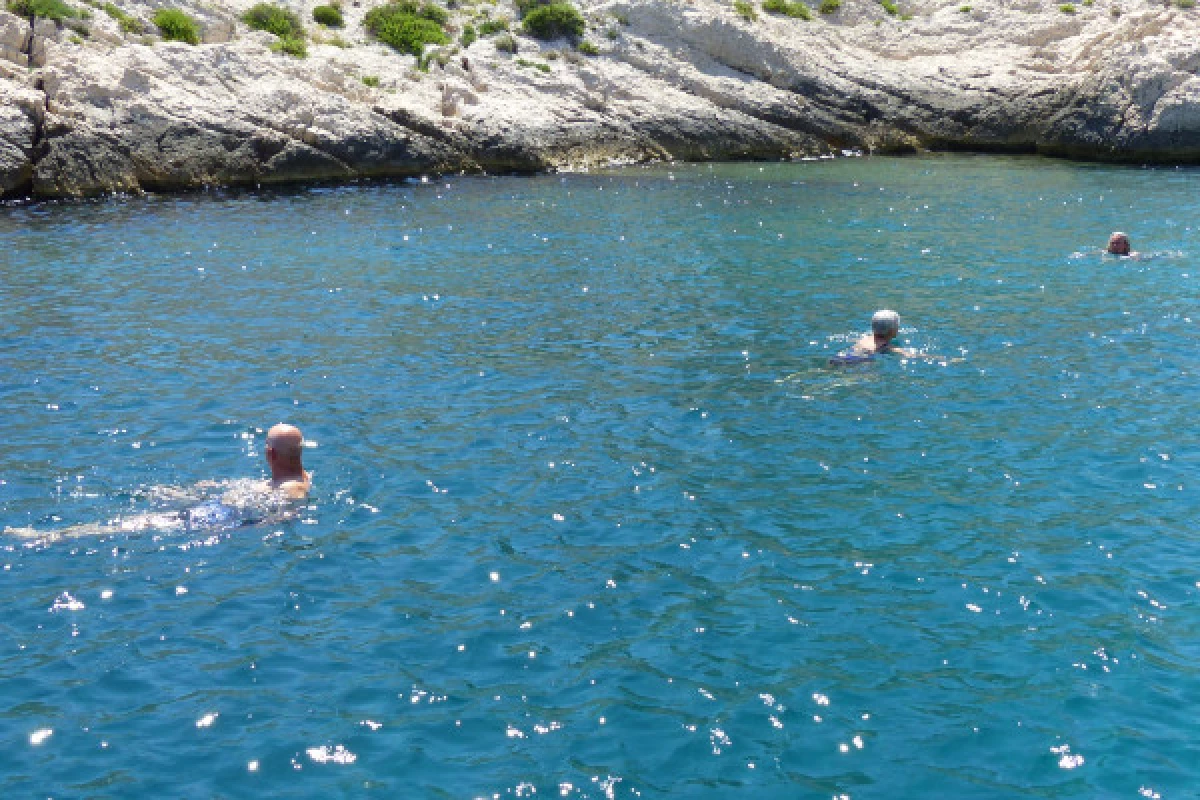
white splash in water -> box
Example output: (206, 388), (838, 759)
(307, 744), (356, 764)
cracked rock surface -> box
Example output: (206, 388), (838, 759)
(3, 0), (1200, 199)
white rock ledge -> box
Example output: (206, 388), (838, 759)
(3, 0), (1200, 199)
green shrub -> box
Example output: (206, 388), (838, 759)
(103, 2), (143, 32)
(7, 0), (77, 21)
(154, 7), (199, 43)
(363, 2), (449, 55)
(516, 56), (550, 72)
(271, 33), (307, 55)
(957, 4), (970, 10)
(818, 0), (839, 12)
(243, 3), (302, 36)
(312, 4), (343, 26)
(879, 0), (898, 14)
(1058, 3), (1075, 11)
(494, 31), (517, 52)
(478, 16), (509, 33)
(1177, 0), (1195, 8)
(460, 22), (476, 45)
(763, 0), (811, 18)
(362, 74), (380, 86)
(522, 3), (584, 39)
(406, 1), (447, 25)
(733, 0), (757, 20)
(577, 39), (598, 54)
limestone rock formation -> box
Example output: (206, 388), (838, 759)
(3, 0), (1200, 199)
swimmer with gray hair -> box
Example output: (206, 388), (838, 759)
(853, 309), (915, 356)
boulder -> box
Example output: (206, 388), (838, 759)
(0, 79), (43, 196)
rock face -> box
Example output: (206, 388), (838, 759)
(3, 0), (1200, 199)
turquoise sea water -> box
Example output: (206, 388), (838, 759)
(2, 155), (1199, 798)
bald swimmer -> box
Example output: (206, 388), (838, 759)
(1106, 231), (1132, 256)
(4, 422), (311, 540)
(265, 423), (311, 499)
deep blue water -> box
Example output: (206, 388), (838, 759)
(2, 156), (1198, 798)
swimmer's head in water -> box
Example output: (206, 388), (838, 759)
(265, 423), (305, 480)
(1107, 232), (1131, 255)
(871, 309), (900, 339)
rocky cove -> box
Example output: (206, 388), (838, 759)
(2, 0), (1200, 200)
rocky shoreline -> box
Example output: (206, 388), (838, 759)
(3, 0), (1200, 200)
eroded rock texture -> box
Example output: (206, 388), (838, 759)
(3, 0), (1200, 199)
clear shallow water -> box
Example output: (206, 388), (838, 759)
(1, 155), (1199, 798)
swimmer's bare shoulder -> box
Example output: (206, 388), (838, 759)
(272, 472), (311, 500)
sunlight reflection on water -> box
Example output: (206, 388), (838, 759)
(3, 156), (1200, 797)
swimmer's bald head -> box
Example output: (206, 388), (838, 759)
(1107, 232), (1131, 255)
(265, 423), (305, 482)
(266, 423), (304, 458)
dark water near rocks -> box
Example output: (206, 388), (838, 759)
(1, 156), (1198, 798)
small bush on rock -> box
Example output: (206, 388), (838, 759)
(516, 56), (550, 72)
(514, 0), (549, 13)
(103, 2), (143, 32)
(478, 16), (509, 33)
(878, 0), (898, 14)
(154, 7), (199, 43)
(312, 4), (343, 26)
(733, 0), (757, 20)
(362, 74), (380, 86)
(243, 3), (303, 36)
(460, 22), (476, 45)
(271, 33), (307, 55)
(576, 39), (598, 54)
(763, 0), (811, 19)
(7, 0), (77, 21)
(494, 31), (517, 52)
(819, 0), (839, 12)
(522, 3), (584, 39)
(1058, 2), (1075, 11)
(364, 2), (450, 55)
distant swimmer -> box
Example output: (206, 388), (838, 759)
(853, 309), (916, 357)
(1105, 231), (1138, 257)
(265, 423), (311, 499)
